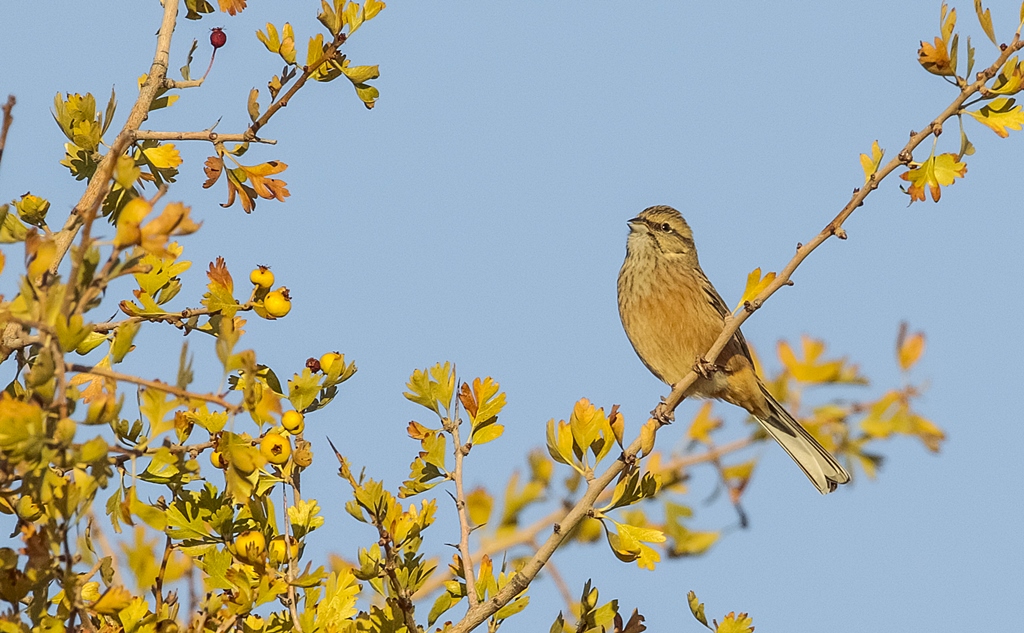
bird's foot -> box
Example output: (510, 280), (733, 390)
(694, 356), (720, 379)
(652, 401), (675, 425)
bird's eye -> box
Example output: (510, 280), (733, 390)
(660, 222), (672, 232)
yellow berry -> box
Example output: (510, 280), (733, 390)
(268, 535), (300, 566)
(249, 265), (274, 289)
(281, 410), (304, 435)
(234, 530), (266, 564)
(319, 352), (342, 374)
(263, 289), (291, 318)
(209, 450), (228, 469)
(260, 433), (291, 465)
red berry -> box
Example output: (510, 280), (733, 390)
(210, 28), (227, 49)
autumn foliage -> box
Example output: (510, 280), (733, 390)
(0, 1), (1020, 632)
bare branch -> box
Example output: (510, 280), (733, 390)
(50, 0), (181, 269)
(66, 362), (242, 413)
(133, 130), (277, 145)
(0, 94), (15, 172)
(446, 412), (479, 606)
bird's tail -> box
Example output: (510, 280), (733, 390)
(756, 385), (851, 494)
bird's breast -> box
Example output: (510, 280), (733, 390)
(618, 255), (727, 387)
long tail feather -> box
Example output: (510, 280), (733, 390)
(756, 385), (851, 494)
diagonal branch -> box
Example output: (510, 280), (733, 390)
(50, 0), (180, 270)
(447, 32), (1024, 633)
(654, 33), (1024, 423)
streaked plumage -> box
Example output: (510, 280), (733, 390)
(617, 205), (850, 494)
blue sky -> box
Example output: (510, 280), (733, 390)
(2, 1), (1022, 631)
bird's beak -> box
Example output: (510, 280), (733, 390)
(627, 217), (646, 233)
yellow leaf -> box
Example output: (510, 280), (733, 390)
(859, 140), (885, 183)
(777, 335), (855, 384)
(899, 152), (967, 203)
(639, 419), (657, 457)
(90, 585), (134, 615)
(966, 97), (1024, 138)
(941, 2), (957, 42)
(114, 155), (141, 189)
(113, 198), (152, 248)
(686, 402), (721, 445)
(897, 330), (925, 371)
(687, 592), (710, 629)
(143, 143), (183, 170)
(341, 63), (380, 84)
(919, 37), (954, 76)
(280, 26), (296, 65)
(343, 1), (364, 34)
(735, 267), (775, 311)
(217, 0), (246, 16)
(918, 3), (957, 76)
(257, 23), (281, 53)
(140, 202), (201, 256)
(909, 414), (946, 452)
(25, 233), (56, 280)
(354, 83), (379, 109)
(720, 459), (755, 482)
(716, 612), (755, 633)
(364, 0), (385, 21)
(990, 57), (1024, 95)
(466, 488), (492, 527)
(974, 0), (997, 46)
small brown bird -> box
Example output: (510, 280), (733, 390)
(617, 205), (850, 494)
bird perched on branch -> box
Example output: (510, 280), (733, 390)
(617, 205), (850, 494)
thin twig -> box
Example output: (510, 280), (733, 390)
(153, 535), (173, 609)
(163, 78), (204, 90)
(66, 362), (242, 413)
(133, 130), (276, 145)
(281, 480), (304, 633)
(447, 411), (479, 606)
(247, 32), (347, 137)
(0, 94), (15, 172)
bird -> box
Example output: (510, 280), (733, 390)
(617, 205), (850, 494)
